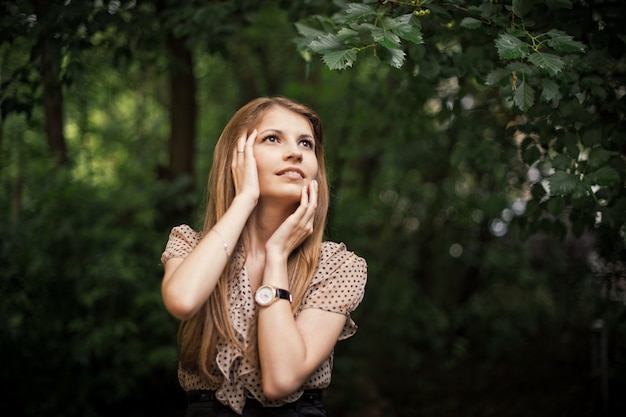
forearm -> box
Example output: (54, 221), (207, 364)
(162, 195), (256, 320)
(256, 254), (310, 398)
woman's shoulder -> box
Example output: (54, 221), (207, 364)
(319, 241), (367, 269)
(160, 224), (202, 264)
(170, 224), (202, 238)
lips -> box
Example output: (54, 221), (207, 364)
(276, 167), (305, 179)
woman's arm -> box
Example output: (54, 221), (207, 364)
(256, 179), (346, 399)
(257, 252), (347, 399)
(161, 131), (259, 320)
(161, 195), (256, 320)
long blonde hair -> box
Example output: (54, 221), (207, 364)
(177, 97), (329, 381)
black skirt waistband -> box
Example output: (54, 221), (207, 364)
(187, 389), (323, 408)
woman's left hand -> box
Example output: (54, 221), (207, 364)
(265, 179), (318, 259)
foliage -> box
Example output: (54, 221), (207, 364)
(1, 1), (625, 417)
(296, 0), (626, 266)
(0, 151), (180, 416)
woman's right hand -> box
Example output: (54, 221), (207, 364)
(232, 129), (260, 204)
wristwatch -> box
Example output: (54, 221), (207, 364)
(255, 285), (292, 306)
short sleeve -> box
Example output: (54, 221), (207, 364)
(160, 224), (202, 265)
(301, 242), (367, 340)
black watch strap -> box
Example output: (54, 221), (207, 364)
(276, 288), (293, 303)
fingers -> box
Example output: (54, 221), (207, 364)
(232, 130), (260, 200)
(245, 129), (257, 153)
(265, 179), (319, 256)
(295, 179), (318, 235)
(232, 129), (257, 164)
(305, 179), (318, 218)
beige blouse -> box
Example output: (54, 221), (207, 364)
(161, 225), (367, 414)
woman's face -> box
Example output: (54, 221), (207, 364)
(252, 106), (319, 204)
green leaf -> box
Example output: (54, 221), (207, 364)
(540, 78), (561, 102)
(513, 81), (535, 111)
(386, 14), (424, 44)
(383, 47), (406, 69)
(530, 183), (547, 200)
(587, 148), (612, 168)
(345, 3), (379, 22)
(585, 166), (622, 187)
(528, 52), (564, 76)
(581, 129), (602, 147)
(460, 17), (482, 29)
(546, 29), (586, 53)
(495, 33), (529, 59)
(547, 0), (573, 9)
(309, 33), (344, 53)
(371, 26), (402, 49)
(485, 68), (510, 86)
(336, 27), (360, 41)
(547, 197), (567, 217)
(562, 131), (579, 160)
(321, 49), (357, 70)
(294, 22), (326, 40)
(548, 171), (578, 196)
(571, 181), (589, 199)
(522, 144), (542, 165)
(512, 0), (533, 18)
(551, 154), (572, 170)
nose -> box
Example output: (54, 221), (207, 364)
(285, 145), (302, 162)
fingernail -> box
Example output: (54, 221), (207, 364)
(312, 180), (318, 189)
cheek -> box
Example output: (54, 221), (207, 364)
(308, 159), (319, 179)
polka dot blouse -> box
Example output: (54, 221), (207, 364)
(161, 225), (368, 414)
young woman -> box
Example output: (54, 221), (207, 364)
(161, 97), (367, 416)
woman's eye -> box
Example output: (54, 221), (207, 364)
(300, 139), (314, 149)
(263, 135), (279, 143)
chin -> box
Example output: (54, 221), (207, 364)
(260, 189), (302, 205)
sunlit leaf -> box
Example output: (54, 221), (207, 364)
(309, 33), (344, 53)
(321, 49), (357, 70)
(547, 170), (578, 195)
(546, 29), (586, 53)
(495, 33), (529, 59)
(383, 47), (406, 69)
(345, 3), (379, 22)
(385, 14), (424, 44)
(370, 26), (401, 49)
(528, 52), (564, 76)
(337, 27), (359, 41)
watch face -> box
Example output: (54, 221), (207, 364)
(255, 286), (275, 306)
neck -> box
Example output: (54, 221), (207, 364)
(243, 199), (298, 258)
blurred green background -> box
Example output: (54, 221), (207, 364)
(1, 1), (625, 416)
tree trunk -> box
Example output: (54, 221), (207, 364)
(166, 33), (196, 181)
(33, 0), (68, 166)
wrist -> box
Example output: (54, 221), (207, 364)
(232, 193), (258, 211)
(264, 246), (289, 266)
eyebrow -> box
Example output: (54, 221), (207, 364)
(259, 129), (315, 142)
